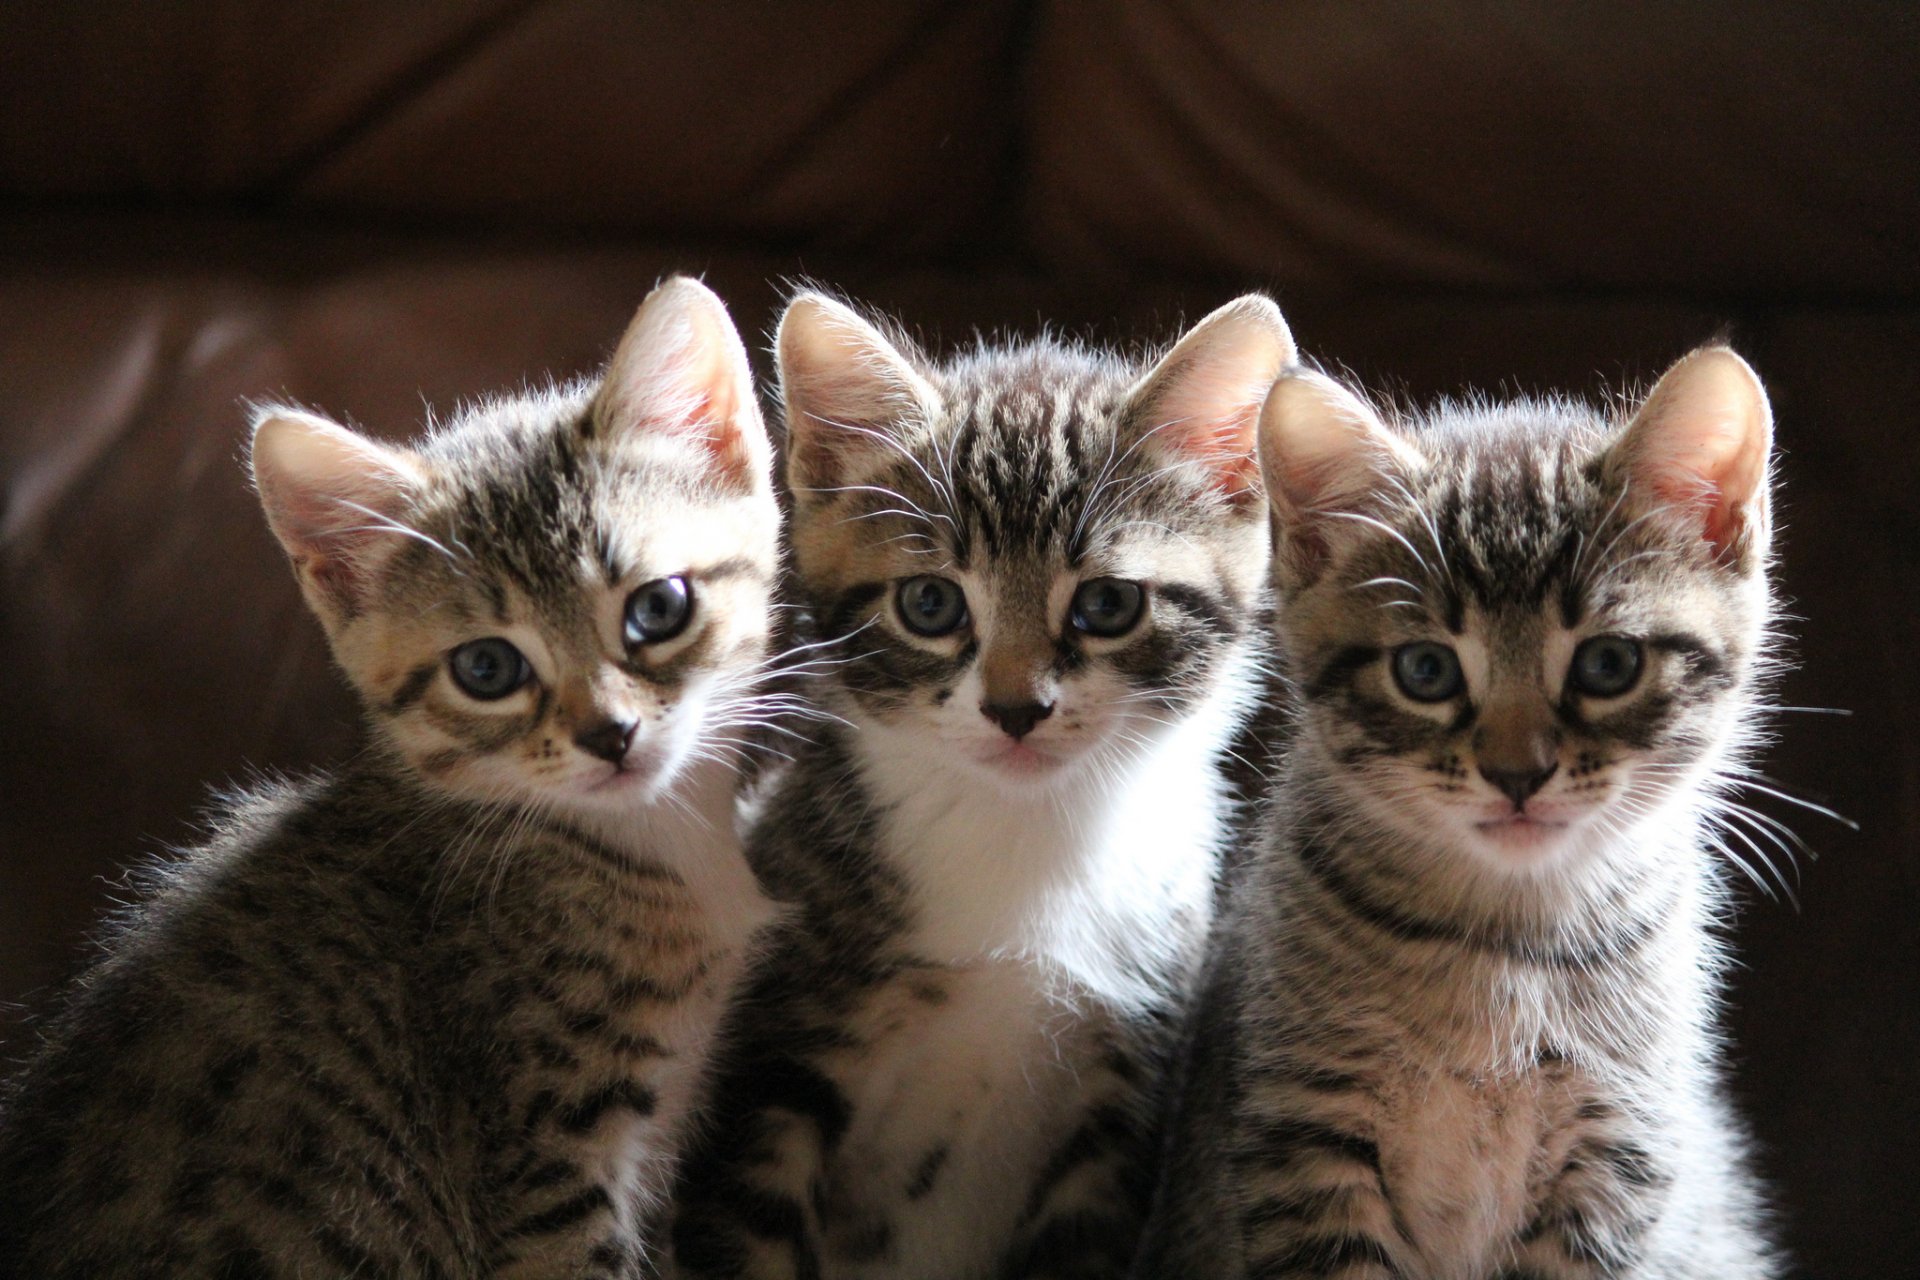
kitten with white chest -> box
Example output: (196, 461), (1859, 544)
(0, 278), (783, 1279)
(671, 292), (1295, 1279)
(1141, 349), (1786, 1279)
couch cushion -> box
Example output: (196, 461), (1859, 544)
(0, 1), (1024, 256)
(1026, 0), (1920, 296)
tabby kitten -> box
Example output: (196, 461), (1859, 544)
(0, 278), (783, 1279)
(670, 292), (1294, 1280)
(1140, 349), (1785, 1278)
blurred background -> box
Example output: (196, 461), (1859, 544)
(1, 3), (1914, 1274)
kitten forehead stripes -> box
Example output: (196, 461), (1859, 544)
(417, 408), (725, 608)
(935, 352), (1133, 564)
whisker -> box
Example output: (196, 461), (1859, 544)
(1720, 773), (1858, 830)
(805, 418), (959, 520)
(323, 498), (467, 572)
(1318, 510), (1435, 580)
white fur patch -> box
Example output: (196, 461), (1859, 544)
(854, 660), (1251, 1014)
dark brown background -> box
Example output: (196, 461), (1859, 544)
(2, 4), (1914, 1275)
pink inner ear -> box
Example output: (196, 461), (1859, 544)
(1192, 405), (1261, 493)
(1203, 434), (1261, 499)
(1635, 440), (1760, 561)
(1618, 348), (1772, 564)
(648, 385), (722, 442)
(1703, 504), (1743, 556)
(1689, 474), (1746, 558)
(625, 365), (756, 484)
(687, 390), (759, 481)
(256, 422), (420, 616)
(786, 409), (871, 494)
(598, 283), (764, 488)
(1161, 408), (1261, 500)
(273, 483), (410, 610)
(302, 538), (372, 606)
(271, 475), (389, 544)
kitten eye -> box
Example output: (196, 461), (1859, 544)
(1070, 578), (1146, 638)
(896, 576), (968, 637)
(625, 576), (693, 645)
(1569, 635), (1643, 698)
(449, 638), (531, 701)
(1391, 642), (1465, 702)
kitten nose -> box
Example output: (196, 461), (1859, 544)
(980, 700), (1054, 741)
(574, 716), (638, 765)
(1479, 761), (1559, 807)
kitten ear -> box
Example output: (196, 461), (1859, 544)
(1606, 346), (1773, 569)
(1124, 294), (1297, 504)
(1258, 369), (1425, 587)
(593, 276), (772, 492)
(777, 291), (939, 497)
(251, 407), (425, 625)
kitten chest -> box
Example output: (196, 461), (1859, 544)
(1373, 1062), (1552, 1279)
(1372, 1046), (1655, 1280)
(813, 958), (1121, 1280)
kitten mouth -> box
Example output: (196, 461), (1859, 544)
(584, 745), (669, 795)
(1473, 812), (1569, 854)
(584, 767), (653, 796)
(977, 739), (1066, 778)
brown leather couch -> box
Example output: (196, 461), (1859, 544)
(2, 5), (1913, 1274)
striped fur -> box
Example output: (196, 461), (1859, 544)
(0, 278), (784, 1279)
(1140, 352), (1787, 1279)
(670, 293), (1293, 1280)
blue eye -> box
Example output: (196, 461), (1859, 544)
(1391, 642), (1464, 702)
(625, 575), (693, 646)
(897, 576), (967, 637)
(1070, 578), (1146, 638)
(1569, 636), (1643, 697)
(449, 638), (530, 700)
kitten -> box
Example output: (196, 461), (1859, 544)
(1140, 349), (1785, 1278)
(670, 292), (1294, 1279)
(0, 278), (784, 1279)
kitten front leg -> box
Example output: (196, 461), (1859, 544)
(672, 1100), (831, 1280)
(999, 1094), (1152, 1280)
(488, 1087), (667, 1280)
(1494, 1128), (1670, 1280)
(1232, 1098), (1405, 1280)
